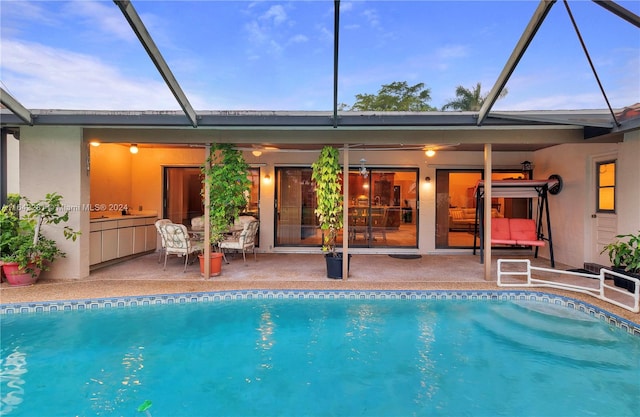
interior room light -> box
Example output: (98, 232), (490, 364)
(252, 150), (263, 157)
(425, 149), (436, 157)
(89, 141), (100, 147)
(130, 144), (139, 154)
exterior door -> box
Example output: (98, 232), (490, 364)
(590, 156), (617, 265)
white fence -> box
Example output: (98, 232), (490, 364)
(497, 259), (640, 313)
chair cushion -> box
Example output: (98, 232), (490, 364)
(491, 218), (515, 244)
(234, 216), (257, 226)
(509, 219), (540, 244)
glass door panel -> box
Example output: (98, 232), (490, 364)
(436, 169), (531, 249)
(163, 166), (204, 226)
(347, 168), (418, 248)
(275, 167), (321, 246)
(275, 166), (417, 248)
(164, 166), (261, 240)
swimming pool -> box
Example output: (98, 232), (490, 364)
(1, 290), (639, 416)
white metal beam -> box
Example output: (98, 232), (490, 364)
(592, 0), (640, 28)
(0, 88), (33, 125)
(114, 0), (198, 127)
(477, 0), (556, 126)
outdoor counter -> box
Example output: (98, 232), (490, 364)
(89, 215), (158, 267)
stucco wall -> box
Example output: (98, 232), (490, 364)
(6, 133), (20, 195)
(533, 142), (621, 268)
(617, 130), (640, 234)
(19, 126), (89, 279)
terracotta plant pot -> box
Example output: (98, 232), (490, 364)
(2, 262), (41, 287)
(199, 252), (224, 277)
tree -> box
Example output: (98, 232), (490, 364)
(348, 81), (436, 111)
(441, 82), (508, 111)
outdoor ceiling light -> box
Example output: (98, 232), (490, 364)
(130, 144), (139, 154)
(252, 150), (263, 157)
(359, 158), (369, 178)
(425, 149), (436, 157)
(89, 140), (100, 147)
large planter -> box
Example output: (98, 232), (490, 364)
(611, 267), (639, 293)
(199, 252), (224, 277)
(325, 253), (351, 279)
(2, 262), (41, 287)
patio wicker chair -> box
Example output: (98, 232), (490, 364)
(154, 219), (172, 263)
(161, 223), (204, 272)
(219, 220), (259, 264)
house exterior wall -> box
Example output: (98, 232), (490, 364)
(617, 130), (640, 235)
(6, 133), (19, 194)
(532, 138), (640, 269)
(19, 126), (89, 279)
(13, 124), (637, 280)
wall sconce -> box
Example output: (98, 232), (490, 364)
(130, 144), (139, 154)
(359, 158), (369, 178)
(425, 149), (436, 157)
(425, 176), (431, 183)
(521, 160), (532, 172)
(423, 176), (432, 189)
(263, 174), (271, 184)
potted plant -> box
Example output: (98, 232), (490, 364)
(200, 144), (252, 275)
(1, 193), (80, 286)
(601, 231), (640, 293)
(311, 146), (349, 279)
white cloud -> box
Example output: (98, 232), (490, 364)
(65, 0), (136, 43)
(362, 9), (380, 28)
(1, 39), (191, 110)
(288, 34), (309, 45)
(436, 45), (469, 60)
(261, 5), (287, 26)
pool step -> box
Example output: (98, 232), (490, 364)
(472, 303), (632, 368)
(493, 301), (618, 344)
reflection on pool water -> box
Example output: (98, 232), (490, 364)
(1, 291), (639, 416)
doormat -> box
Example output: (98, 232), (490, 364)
(389, 254), (422, 260)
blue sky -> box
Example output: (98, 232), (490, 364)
(1, 0), (638, 111)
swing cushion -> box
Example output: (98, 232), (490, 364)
(491, 218), (516, 245)
(509, 219), (545, 247)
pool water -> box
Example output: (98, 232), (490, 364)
(1, 297), (639, 416)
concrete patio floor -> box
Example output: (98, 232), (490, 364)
(1, 251), (638, 323)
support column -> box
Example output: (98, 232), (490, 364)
(484, 144), (493, 281)
(204, 144), (211, 279)
(342, 145), (349, 280)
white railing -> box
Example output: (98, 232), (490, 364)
(497, 259), (640, 313)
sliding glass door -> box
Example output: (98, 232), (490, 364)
(163, 166), (261, 230)
(274, 166), (418, 248)
(435, 169), (530, 249)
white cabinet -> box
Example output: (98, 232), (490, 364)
(145, 223), (157, 251)
(134, 226), (146, 253)
(118, 227), (134, 257)
(102, 228), (118, 262)
(90, 216), (157, 266)
(90, 231), (102, 265)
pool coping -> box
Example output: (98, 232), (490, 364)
(2, 289), (639, 336)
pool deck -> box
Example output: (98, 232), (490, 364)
(1, 252), (638, 324)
